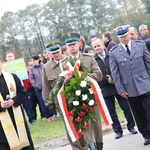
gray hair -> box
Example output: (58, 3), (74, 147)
(129, 27), (138, 33)
(139, 24), (148, 32)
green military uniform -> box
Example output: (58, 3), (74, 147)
(42, 41), (67, 109)
(42, 55), (67, 108)
(62, 33), (103, 150)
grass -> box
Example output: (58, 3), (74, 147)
(28, 116), (66, 143)
(26, 100), (125, 144)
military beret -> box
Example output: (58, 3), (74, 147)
(46, 41), (61, 53)
(62, 32), (80, 45)
(114, 25), (130, 37)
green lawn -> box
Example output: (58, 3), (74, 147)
(27, 100), (126, 144)
(28, 116), (66, 143)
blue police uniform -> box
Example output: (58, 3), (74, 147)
(110, 25), (150, 145)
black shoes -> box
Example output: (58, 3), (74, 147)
(115, 128), (137, 139)
(129, 128), (138, 134)
(96, 142), (103, 150)
(88, 142), (103, 150)
(115, 133), (122, 139)
(144, 139), (150, 145)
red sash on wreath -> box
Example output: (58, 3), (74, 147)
(57, 60), (112, 142)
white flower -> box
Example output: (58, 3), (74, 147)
(89, 88), (93, 94)
(88, 99), (95, 106)
(73, 101), (79, 106)
(82, 94), (88, 101)
(75, 90), (81, 96)
(80, 80), (87, 87)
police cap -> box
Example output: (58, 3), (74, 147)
(114, 25), (130, 37)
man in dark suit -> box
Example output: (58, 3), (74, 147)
(110, 25), (150, 146)
(92, 38), (137, 139)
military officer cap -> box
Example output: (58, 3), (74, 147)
(114, 25), (130, 37)
(46, 41), (61, 53)
(62, 32), (80, 45)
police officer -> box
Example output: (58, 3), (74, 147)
(110, 25), (150, 146)
(62, 33), (103, 150)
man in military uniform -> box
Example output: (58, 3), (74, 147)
(62, 33), (103, 150)
(109, 25), (150, 146)
(42, 42), (67, 114)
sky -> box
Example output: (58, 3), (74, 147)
(0, 0), (49, 17)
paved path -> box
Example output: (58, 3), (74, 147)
(35, 125), (150, 150)
(103, 128), (150, 150)
(57, 128), (150, 150)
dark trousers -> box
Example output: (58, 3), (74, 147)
(35, 90), (53, 118)
(128, 91), (150, 139)
(23, 92), (36, 123)
(104, 94), (135, 134)
(30, 90), (44, 119)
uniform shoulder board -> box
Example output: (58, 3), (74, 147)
(134, 40), (144, 43)
(61, 56), (68, 63)
(110, 45), (118, 51)
(82, 53), (92, 57)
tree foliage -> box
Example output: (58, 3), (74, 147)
(0, 0), (148, 60)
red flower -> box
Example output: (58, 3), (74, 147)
(79, 112), (85, 117)
(82, 104), (88, 109)
(68, 111), (74, 116)
(83, 123), (89, 129)
(89, 108), (94, 113)
(75, 117), (82, 122)
(64, 65), (69, 71)
(77, 131), (83, 135)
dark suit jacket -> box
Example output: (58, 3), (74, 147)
(105, 39), (116, 51)
(145, 40), (150, 52)
(94, 50), (117, 97)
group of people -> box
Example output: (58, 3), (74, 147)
(92, 24), (150, 147)
(42, 24), (150, 149)
(5, 51), (54, 124)
(0, 23), (150, 150)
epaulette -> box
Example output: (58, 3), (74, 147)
(134, 40), (144, 43)
(61, 56), (68, 63)
(82, 53), (92, 57)
(110, 45), (118, 51)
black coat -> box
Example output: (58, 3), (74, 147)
(105, 39), (116, 51)
(145, 40), (150, 53)
(0, 73), (34, 149)
(94, 50), (118, 97)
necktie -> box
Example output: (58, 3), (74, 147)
(101, 54), (105, 63)
(125, 44), (130, 55)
